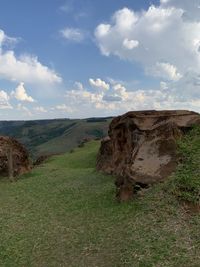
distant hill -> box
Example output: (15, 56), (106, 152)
(0, 117), (112, 159)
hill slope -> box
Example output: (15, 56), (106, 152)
(0, 118), (111, 159)
(0, 128), (200, 266)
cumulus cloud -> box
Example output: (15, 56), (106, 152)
(160, 0), (200, 21)
(95, 4), (200, 81)
(149, 62), (182, 81)
(11, 82), (34, 102)
(113, 83), (129, 100)
(34, 106), (47, 113)
(64, 79), (139, 112)
(65, 87), (103, 106)
(113, 8), (138, 31)
(0, 29), (62, 85)
(74, 81), (84, 90)
(0, 90), (12, 109)
(160, 81), (168, 90)
(65, 81), (105, 112)
(60, 27), (85, 42)
(54, 104), (74, 113)
(93, 2), (200, 114)
(89, 78), (110, 90)
(0, 51), (62, 85)
(61, 76), (200, 118)
(0, 29), (19, 49)
(123, 39), (139, 50)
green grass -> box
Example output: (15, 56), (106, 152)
(167, 126), (200, 205)
(0, 139), (200, 267)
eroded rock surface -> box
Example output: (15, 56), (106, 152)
(96, 110), (200, 201)
(0, 136), (30, 177)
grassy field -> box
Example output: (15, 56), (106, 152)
(0, 131), (200, 266)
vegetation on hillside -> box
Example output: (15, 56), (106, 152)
(167, 125), (200, 205)
(0, 118), (111, 159)
(0, 128), (200, 266)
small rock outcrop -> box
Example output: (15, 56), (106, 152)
(96, 110), (200, 201)
(0, 136), (30, 177)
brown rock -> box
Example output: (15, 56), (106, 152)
(96, 110), (200, 201)
(0, 136), (31, 177)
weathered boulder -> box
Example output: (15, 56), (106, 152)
(0, 136), (30, 177)
(96, 110), (200, 201)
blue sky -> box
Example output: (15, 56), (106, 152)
(0, 0), (200, 120)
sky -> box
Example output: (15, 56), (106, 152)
(0, 0), (200, 120)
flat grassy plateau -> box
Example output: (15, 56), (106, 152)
(0, 127), (200, 267)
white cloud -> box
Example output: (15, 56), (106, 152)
(93, 2), (200, 114)
(160, 0), (200, 21)
(11, 82), (34, 102)
(65, 88), (103, 106)
(59, 2), (87, 21)
(74, 81), (84, 90)
(0, 90), (12, 109)
(113, 83), (129, 100)
(160, 81), (168, 90)
(64, 79), (141, 113)
(61, 76), (200, 117)
(34, 106), (47, 113)
(60, 27), (85, 42)
(0, 29), (62, 85)
(89, 78), (110, 90)
(123, 39), (139, 50)
(160, 0), (171, 4)
(65, 81), (105, 112)
(54, 104), (74, 113)
(95, 4), (200, 82)
(0, 51), (62, 85)
(113, 7), (138, 31)
(95, 24), (110, 38)
(0, 29), (18, 48)
(0, 30), (6, 46)
(59, 3), (72, 13)
(149, 62), (182, 81)
(17, 103), (32, 116)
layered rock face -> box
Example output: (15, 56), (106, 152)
(96, 110), (200, 201)
(0, 136), (30, 177)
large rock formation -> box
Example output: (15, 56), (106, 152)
(0, 136), (30, 177)
(96, 110), (200, 201)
